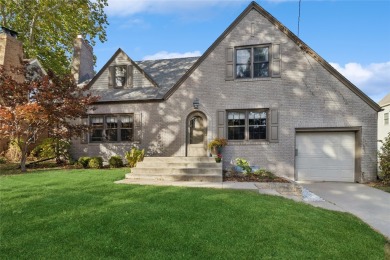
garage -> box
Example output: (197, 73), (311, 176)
(295, 132), (355, 182)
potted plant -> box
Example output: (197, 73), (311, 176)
(208, 138), (228, 154)
(215, 153), (222, 163)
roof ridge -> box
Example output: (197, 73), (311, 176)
(137, 56), (200, 63)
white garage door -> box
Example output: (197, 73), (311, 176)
(296, 132), (355, 182)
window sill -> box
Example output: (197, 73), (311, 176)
(233, 77), (272, 82)
(227, 140), (270, 146)
(87, 142), (136, 146)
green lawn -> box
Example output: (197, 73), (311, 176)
(0, 169), (387, 259)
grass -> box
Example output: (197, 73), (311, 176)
(375, 185), (390, 193)
(0, 168), (388, 259)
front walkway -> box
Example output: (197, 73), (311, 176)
(115, 179), (341, 211)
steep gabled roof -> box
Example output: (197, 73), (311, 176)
(87, 48), (198, 103)
(87, 48), (159, 89)
(378, 93), (390, 108)
(137, 57), (199, 98)
(25, 58), (47, 81)
(163, 1), (381, 112)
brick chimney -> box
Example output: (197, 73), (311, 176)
(71, 35), (94, 84)
(0, 27), (23, 70)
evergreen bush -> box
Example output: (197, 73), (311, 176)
(78, 157), (91, 168)
(88, 157), (103, 169)
(109, 156), (123, 168)
(378, 132), (390, 184)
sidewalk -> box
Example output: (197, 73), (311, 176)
(115, 179), (340, 210)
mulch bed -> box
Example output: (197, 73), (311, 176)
(223, 174), (290, 183)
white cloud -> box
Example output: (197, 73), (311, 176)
(330, 61), (390, 102)
(143, 51), (202, 60)
(106, 0), (245, 17)
(119, 18), (149, 29)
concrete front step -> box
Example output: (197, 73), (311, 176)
(126, 156), (222, 183)
(131, 167), (221, 175)
(142, 157), (216, 163)
(126, 173), (222, 182)
(136, 162), (221, 169)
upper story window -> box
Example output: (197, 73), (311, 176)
(385, 113), (389, 125)
(227, 110), (267, 141)
(90, 114), (133, 143)
(236, 46), (269, 79)
(114, 65), (127, 88)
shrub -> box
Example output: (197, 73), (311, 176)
(31, 138), (70, 161)
(235, 158), (252, 174)
(78, 157), (91, 168)
(88, 157), (103, 169)
(208, 138), (228, 152)
(0, 156), (7, 164)
(253, 169), (275, 179)
(109, 156), (123, 168)
(125, 147), (144, 168)
(378, 132), (390, 184)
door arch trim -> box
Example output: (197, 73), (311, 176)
(186, 111), (208, 157)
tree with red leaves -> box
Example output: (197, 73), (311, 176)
(0, 64), (99, 171)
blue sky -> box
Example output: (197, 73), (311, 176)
(93, 0), (390, 102)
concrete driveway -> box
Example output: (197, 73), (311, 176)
(301, 182), (390, 239)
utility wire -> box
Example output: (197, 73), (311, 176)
(298, 0), (301, 37)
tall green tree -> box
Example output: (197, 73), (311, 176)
(0, 0), (108, 75)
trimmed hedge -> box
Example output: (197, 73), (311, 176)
(88, 157), (103, 169)
(78, 157), (91, 168)
(109, 156), (124, 168)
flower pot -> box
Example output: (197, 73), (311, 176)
(215, 158), (222, 163)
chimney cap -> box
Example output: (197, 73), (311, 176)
(0, 27), (18, 38)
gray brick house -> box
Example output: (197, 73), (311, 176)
(71, 2), (381, 183)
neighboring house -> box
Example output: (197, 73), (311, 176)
(0, 27), (47, 154)
(70, 2), (380, 183)
(378, 94), (390, 151)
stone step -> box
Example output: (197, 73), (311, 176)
(136, 162), (221, 169)
(125, 156), (222, 183)
(126, 173), (222, 182)
(131, 167), (221, 175)
(142, 157), (215, 163)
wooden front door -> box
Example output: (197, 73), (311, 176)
(187, 112), (207, 157)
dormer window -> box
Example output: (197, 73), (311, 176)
(236, 46), (269, 79)
(114, 65), (127, 88)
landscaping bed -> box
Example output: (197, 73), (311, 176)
(223, 169), (290, 183)
(223, 172), (289, 183)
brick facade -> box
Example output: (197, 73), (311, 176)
(70, 6), (379, 182)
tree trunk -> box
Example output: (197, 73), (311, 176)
(20, 151), (27, 172)
(19, 143), (28, 172)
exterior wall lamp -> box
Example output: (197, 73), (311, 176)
(193, 98), (200, 109)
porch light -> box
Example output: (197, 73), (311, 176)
(193, 98), (200, 109)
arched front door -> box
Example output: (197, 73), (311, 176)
(187, 112), (207, 157)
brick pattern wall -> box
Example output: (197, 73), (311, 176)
(71, 36), (94, 84)
(0, 33), (23, 73)
(71, 9), (378, 182)
(0, 32), (24, 153)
